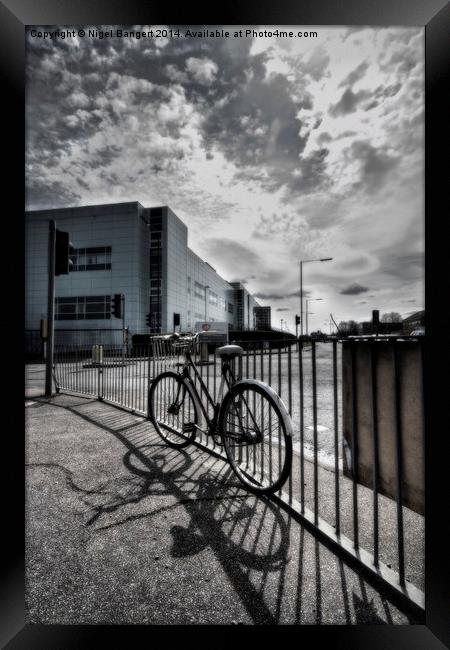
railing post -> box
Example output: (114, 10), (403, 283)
(147, 341), (151, 420)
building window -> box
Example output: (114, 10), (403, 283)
(55, 295), (111, 320)
(228, 302), (234, 314)
(71, 247), (112, 271)
(194, 281), (204, 299)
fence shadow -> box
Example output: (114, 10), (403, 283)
(28, 394), (413, 625)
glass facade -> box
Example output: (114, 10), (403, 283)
(148, 209), (162, 332)
(71, 246), (111, 271)
(55, 295), (111, 320)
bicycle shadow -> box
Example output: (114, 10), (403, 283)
(118, 431), (292, 624)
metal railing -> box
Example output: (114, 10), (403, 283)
(52, 334), (425, 619)
(25, 328), (126, 360)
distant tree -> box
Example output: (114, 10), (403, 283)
(381, 312), (402, 323)
(347, 320), (360, 335)
(338, 320), (360, 336)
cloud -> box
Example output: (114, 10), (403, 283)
(350, 141), (400, 193)
(329, 87), (371, 117)
(339, 61), (369, 88)
(303, 46), (330, 81)
(186, 57), (218, 85)
(201, 238), (261, 280)
(254, 289), (310, 300)
(340, 282), (369, 295)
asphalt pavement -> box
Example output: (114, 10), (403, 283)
(25, 385), (423, 625)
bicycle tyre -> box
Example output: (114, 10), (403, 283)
(219, 379), (293, 494)
(149, 371), (199, 448)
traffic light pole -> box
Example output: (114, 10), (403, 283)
(45, 220), (56, 397)
(122, 294), (126, 347)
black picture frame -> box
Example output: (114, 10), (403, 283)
(3, 0), (449, 646)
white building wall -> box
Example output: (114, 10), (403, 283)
(25, 202), (148, 335)
(163, 207), (188, 332)
(187, 249), (235, 329)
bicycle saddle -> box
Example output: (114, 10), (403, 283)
(216, 344), (244, 358)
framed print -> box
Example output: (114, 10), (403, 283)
(2, 0), (449, 646)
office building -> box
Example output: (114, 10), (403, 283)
(229, 282), (260, 331)
(254, 305), (271, 330)
(25, 202), (256, 345)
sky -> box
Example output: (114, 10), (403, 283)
(26, 25), (424, 333)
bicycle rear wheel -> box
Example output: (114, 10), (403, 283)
(219, 380), (293, 494)
(149, 371), (199, 448)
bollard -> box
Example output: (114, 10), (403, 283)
(200, 342), (209, 363)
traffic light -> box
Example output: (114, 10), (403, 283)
(40, 319), (48, 340)
(146, 313), (151, 327)
(295, 315), (300, 326)
(112, 294), (122, 318)
(55, 229), (74, 275)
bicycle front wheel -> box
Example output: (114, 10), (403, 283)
(219, 380), (293, 494)
(149, 371), (199, 448)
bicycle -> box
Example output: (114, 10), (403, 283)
(148, 333), (293, 494)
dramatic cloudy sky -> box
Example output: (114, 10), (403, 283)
(26, 26), (424, 332)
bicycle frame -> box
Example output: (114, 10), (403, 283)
(173, 348), (263, 442)
(180, 350), (236, 436)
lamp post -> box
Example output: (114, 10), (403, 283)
(299, 258), (332, 336)
(204, 285), (210, 321)
(306, 298), (323, 336)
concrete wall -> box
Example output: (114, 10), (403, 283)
(342, 340), (424, 515)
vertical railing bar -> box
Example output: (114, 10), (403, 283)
(260, 341), (264, 381)
(370, 340), (380, 566)
(286, 342), (293, 503)
(299, 338), (305, 514)
(213, 350), (217, 402)
(333, 339), (340, 537)
(268, 343), (273, 485)
(149, 339), (151, 420)
(121, 339), (124, 406)
(287, 343), (292, 416)
(350, 341), (359, 550)
(312, 340), (319, 525)
(277, 343), (282, 496)
(115, 342), (119, 403)
(140, 343), (143, 409)
(419, 337), (425, 506)
(393, 340), (406, 586)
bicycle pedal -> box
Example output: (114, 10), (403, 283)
(183, 422), (197, 434)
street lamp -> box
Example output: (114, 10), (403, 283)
(306, 298), (323, 336)
(204, 285), (210, 321)
(299, 258), (332, 336)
